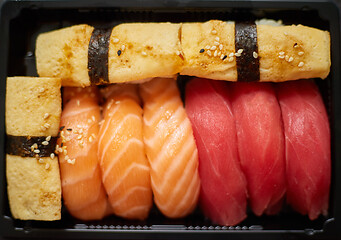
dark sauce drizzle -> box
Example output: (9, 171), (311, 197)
(88, 28), (113, 85)
(235, 21), (260, 82)
(6, 135), (57, 158)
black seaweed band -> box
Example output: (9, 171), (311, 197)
(88, 28), (112, 85)
(6, 135), (57, 158)
(235, 21), (260, 82)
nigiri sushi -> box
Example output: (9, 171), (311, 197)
(57, 87), (111, 220)
(98, 84), (153, 220)
(230, 82), (286, 216)
(276, 80), (331, 220)
(140, 77), (200, 218)
(185, 78), (248, 226)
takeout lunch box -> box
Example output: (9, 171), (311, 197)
(0, 0), (340, 239)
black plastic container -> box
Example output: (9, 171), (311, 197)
(0, 0), (340, 239)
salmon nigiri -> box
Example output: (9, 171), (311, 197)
(139, 77), (200, 218)
(98, 84), (153, 220)
(57, 87), (111, 220)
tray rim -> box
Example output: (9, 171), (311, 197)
(0, 0), (340, 239)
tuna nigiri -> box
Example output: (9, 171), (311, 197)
(57, 87), (111, 220)
(185, 78), (248, 226)
(276, 80), (331, 220)
(98, 84), (153, 220)
(230, 82), (286, 216)
(140, 77), (200, 218)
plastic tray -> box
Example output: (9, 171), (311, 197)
(0, 0), (340, 239)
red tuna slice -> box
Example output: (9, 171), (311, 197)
(230, 82), (286, 216)
(276, 80), (331, 220)
(185, 78), (248, 226)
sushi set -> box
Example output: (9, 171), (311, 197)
(0, 0), (340, 239)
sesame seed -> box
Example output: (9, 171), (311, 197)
(229, 53), (234, 58)
(89, 136), (93, 143)
(288, 57), (294, 62)
(141, 51), (147, 56)
(279, 55), (285, 59)
(46, 136), (51, 141)
(45, 163), (50, 170)
(298, 51), (304, 56)
(219, 44), (223, 50)
(279, 51), (285, 56)
(65, 155), (69, 160)
(42, 141), (49, 146)
(199, 49), (205, 53)
(207, 50), (212, 56)
(237, 49), (244, 54)
(113, 38), (119, 43)
(39, 87), (45, 93)
(176, 50), (181, 56)
(39, 158), (44, 164)
(50, 153), (55, 159)
(34, 149), (40, 154)
(215, 37), (220, 42)
(67, 159), (75, 165)
(220, 54), (225, 60)
(43, 113), (50, 119)
(211, 30), (217, 34)
(235, 52), (241, 57)
(205, 45), (210, 50)
(214, 41), (220, 46)
(298, 62), (304, 67)
(41, 126), (47, 131)
(285, 55), (290, 61)
(214, 50), (218, 57)
(58, 147), (63, 153)
(253, 52), (258, 59)
(77, 135), (82, 140)
(210, 46), (217, 51)
(117, 50), (122, 56)
(217, 51), (221, 57)
(43, 123), (50, 129)
(228, 57), (234, 62)
(121, 45), (125, 51)
(222, 55), (228, 60)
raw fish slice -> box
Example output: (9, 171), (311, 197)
(276, 80), (331, 220)
(98, 84), (153, 220)
(58, 87), (111, 220)
(230, 82), (286, 216)
(185, 78), (247, 226)
(140, 77), (200, 218)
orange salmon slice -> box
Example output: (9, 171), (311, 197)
(98, 84), (153, 220)
(140, 77), (200, 218)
